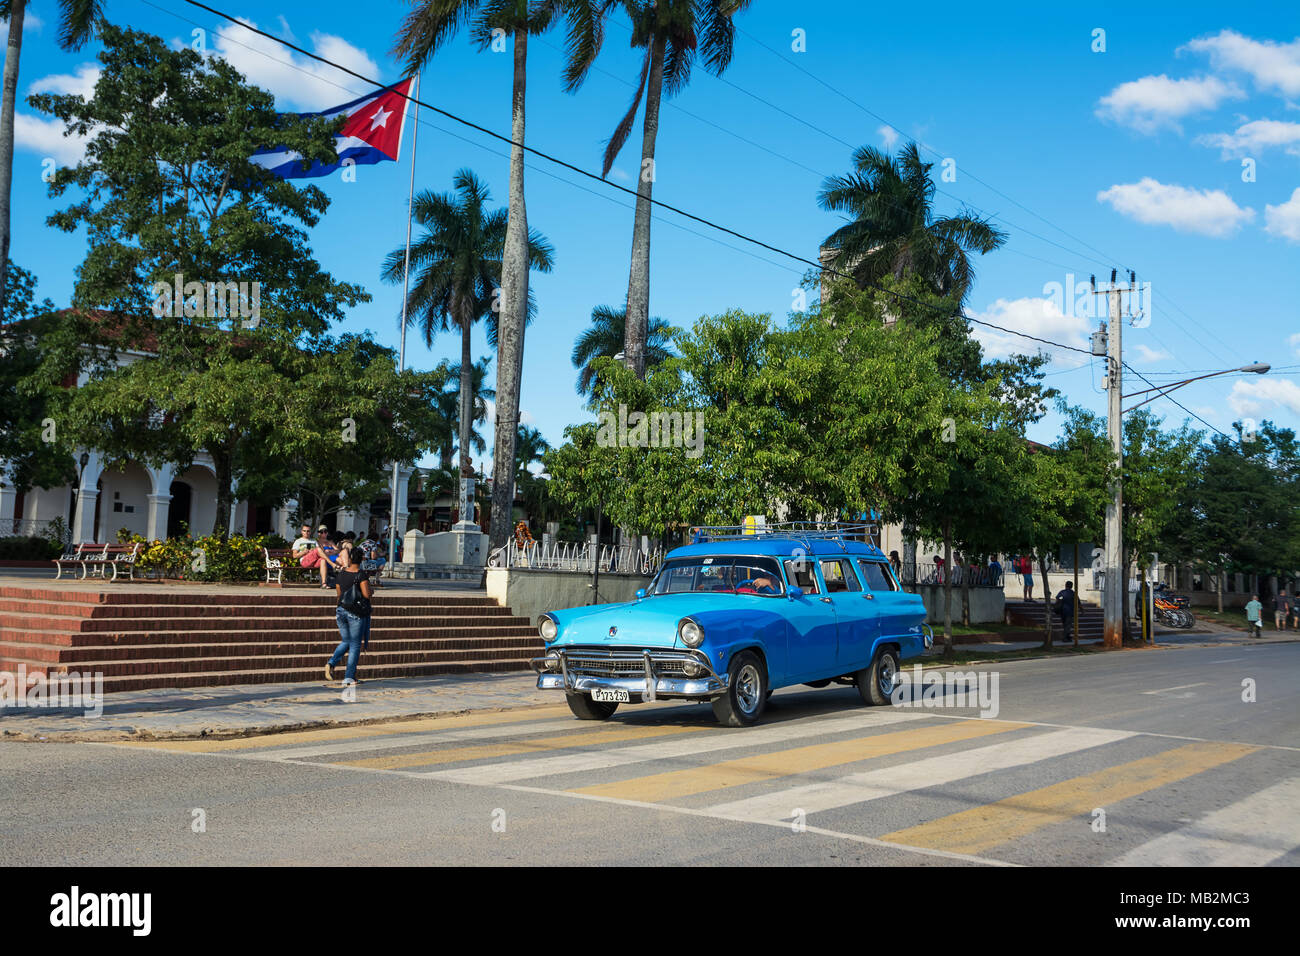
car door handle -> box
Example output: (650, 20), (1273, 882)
(862, 593), (874, 599)
(820, 597), (832, 604)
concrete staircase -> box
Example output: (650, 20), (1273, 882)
(0, 584), (542, 693)
(1004, 598), (1103, 642)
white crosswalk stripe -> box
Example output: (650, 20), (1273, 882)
(422, 710), (926, 785)
(1110, 776), (1300, 866)
(245, 718), (582, 761)
(707, 726), (1135, 821)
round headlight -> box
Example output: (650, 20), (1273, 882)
(543, 651), (561, 672)
(679, 618), (704, 647)
(538, 616), (558, 642)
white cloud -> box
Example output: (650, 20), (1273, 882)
(970, 296), (1091, 367)
(1133, 344), (1172, 363)
(1096, 178), (1255, 237)
(1183, 30), (1300, 98)
(1289, 332), (1300, 357)
(1228, 378), (1300, 417)
(212, 18), (381, 111)
(608, 166), (631, 182)
(1264, 187), (1300, 242)
(13, 112), (90, 166)
(1095, 74), (1242, 133)
(1197, 118), (1300, 157)
(29, 64), (101, 100)
(878, 125), (899, 150)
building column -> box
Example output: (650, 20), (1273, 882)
(71, 450), (103, 543)
(273, 501), (296, 540)
(146, 494), (172, 541)
(0, 482), (16, 536)
(391, 465), (414, 536)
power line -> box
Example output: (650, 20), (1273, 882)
(1122, 361), (1230, 439)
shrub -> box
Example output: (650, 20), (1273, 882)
(0, 535), (63, 560)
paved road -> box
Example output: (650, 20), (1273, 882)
(2, 641), (1296, 866)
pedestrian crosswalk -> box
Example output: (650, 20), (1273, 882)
(118, 700), (1299, 866)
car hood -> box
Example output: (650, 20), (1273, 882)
(550, 591), (780, 648)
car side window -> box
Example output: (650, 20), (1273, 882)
(820, 558), (861, 593)
(784, 559), (819, 594)
(857, 559), (899, 592)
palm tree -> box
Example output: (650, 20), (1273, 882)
(564, 0), (751, 381)
(440, 355), (496, 464)
(572, 303), (673, 398)
(0, 0), (103, 320)
(394, 0), (588, 551)
(514, 424), (548, 485)
(817, 142), (1007, 306)
(381, 168), (552, 503)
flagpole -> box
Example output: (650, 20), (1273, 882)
(388, 73), (421, 578)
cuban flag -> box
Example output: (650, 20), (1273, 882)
(251, 78), (413, 179)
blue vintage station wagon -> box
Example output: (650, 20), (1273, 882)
(531, 524), (933, 726)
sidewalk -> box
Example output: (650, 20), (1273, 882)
(0, 671), (550, 743)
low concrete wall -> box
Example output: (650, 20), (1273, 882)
(486, 567), (648, 624)
(914, 585), (1004, 625)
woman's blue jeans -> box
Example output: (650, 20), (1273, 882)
(329, 607), (370, 682)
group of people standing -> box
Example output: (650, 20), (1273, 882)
(291, 523), (383, 687)
(1245, 590), (1296, 638)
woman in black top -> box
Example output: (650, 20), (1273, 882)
(325, 549), (373, 686)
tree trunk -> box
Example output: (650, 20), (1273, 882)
(489, 27), (529, 552)
(1217, 567), (1224, 614)
(1040, 553), (1052, 647)
(1073, 542), (1080, 646)
(623, 32), (665, 380)
(0, 0), (26, 320)
(960, 555), (970, 626)
(212, 448), (233, 541)
(1139, 563), (1149, 643)
(942, 519), (953, 658)
(459, 310), (474, 489)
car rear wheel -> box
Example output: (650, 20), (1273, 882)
(713, 651), (767, 727)
(566, 693), (619, 720)
(857, 646), (900, 706)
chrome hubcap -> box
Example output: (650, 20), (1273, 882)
(878, 655), (898, 697)
(735, 664), (761, 714)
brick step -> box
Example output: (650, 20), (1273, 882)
(0, 587), (498, 607)
(0, 597), (507, 619)
(0, 635), (544, 665)
(10, 658), (534, 694)
(0, 610), (529, 633)
(0, 623), (540, 649)
(2, 644), (542, 677)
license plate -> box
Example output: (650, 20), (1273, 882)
(591, 688), (630, 703)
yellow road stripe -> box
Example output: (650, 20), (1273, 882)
(121, 705), (572, 753)
(882, 740), (1258, 855)
(571, 719), (1026, 803)
(339, 722), (708, 770)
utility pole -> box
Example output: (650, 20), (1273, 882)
(1093, 270), (1137, 648)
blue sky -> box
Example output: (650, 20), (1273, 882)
(7, 0), (1300, 472)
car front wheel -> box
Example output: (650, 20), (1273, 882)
(713, 651), (768, 727)
(566, 693), (619, 720)
(857, 646), (900, 706)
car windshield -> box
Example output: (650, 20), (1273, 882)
(651, 556), (785, 596)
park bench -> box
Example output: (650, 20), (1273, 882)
(263, 547), (320, 585)
(53, 543), (106, 580)
(56, 542), (141, 581)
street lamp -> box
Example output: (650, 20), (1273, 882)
(1123, 363), (1269, 414)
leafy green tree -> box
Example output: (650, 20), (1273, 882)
(572, 303), (673, 398)
(818, 142), (1007, 307)
(0, 261), (74, 493)
(564, 0), (752, 380)
(31, 25), (369, 537)
(380, 168), (552, 509)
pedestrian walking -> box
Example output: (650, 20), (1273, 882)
(1054, 580), (1077, 643)
(1274, 590), (1290, 633)
(1015, 555), (1035, 601)
(1245, 594), (1263, 638)
(325, 548), (374, 687)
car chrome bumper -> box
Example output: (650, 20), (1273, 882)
(531, 646), (726, 700)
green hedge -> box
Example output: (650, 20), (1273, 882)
(0, 535), (64, 560)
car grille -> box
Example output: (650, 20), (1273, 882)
(563, 650), (692, 678)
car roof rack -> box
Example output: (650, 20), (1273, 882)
(688, 521), (880, 552)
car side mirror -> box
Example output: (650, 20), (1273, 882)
(635, 588), (646, 600)
(788, 586), (804, 600)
